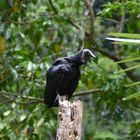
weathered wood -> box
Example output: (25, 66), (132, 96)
(56, 100), (83, 140)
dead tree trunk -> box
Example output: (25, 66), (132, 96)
(56, 100), (83, 140)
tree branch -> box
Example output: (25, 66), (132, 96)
(0, 89), (101, 105)
(48, 0), (58, 14)
(5, 19), (35, 25)
(0, 92), (43, 104)
(73, 88), (101, 97)
(85, 0), (96, 36)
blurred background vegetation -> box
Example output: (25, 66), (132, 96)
(0, 0), (140, 139)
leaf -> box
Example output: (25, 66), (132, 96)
(12, 0), (20, 13)
(112, 41), (135, 45)
(0, 24), (5, 34)
(107, 33), (140, 39)
(126, 81), (140, 87)
(0, 36), (5, 56)
(19, 114), (26, 121)
(4, 110), (11, 116)
(123, 92), (140, 101)
(0, 0), (10, 9)
(116, 57), (140, 64)
(8, 0), (14, 7)
(10, 67), (18, 79)
(115, 64), (140, 74)
(54, 45), (62, 53)
(27, 61), (36, 71)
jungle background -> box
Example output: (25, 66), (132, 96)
(0, 0), (140, 139)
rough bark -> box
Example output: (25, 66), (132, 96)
(56, 100), (83, 140)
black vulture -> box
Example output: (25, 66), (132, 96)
(44, 49), (96, 107)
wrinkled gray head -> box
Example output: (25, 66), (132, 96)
(79, 49), (96, 64)
(69, 49), (96, 65)
(82, 49), (96, 58)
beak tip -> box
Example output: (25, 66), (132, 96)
(92, 54), (96, 58)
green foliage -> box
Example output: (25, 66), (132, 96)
(107, 32), (140, 101)
(0, 0), (140, 139)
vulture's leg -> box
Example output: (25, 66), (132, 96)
(57, 92), (69, 106)
(56, 92), (63, 105)
(59, 95), (69, 101)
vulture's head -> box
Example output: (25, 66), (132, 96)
(79, 49), (96, 64)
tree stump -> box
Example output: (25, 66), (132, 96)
(56, 100), (83, 140)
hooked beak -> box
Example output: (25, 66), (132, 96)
(90, 53), (96, 58)
(88, 51), (98, 64)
